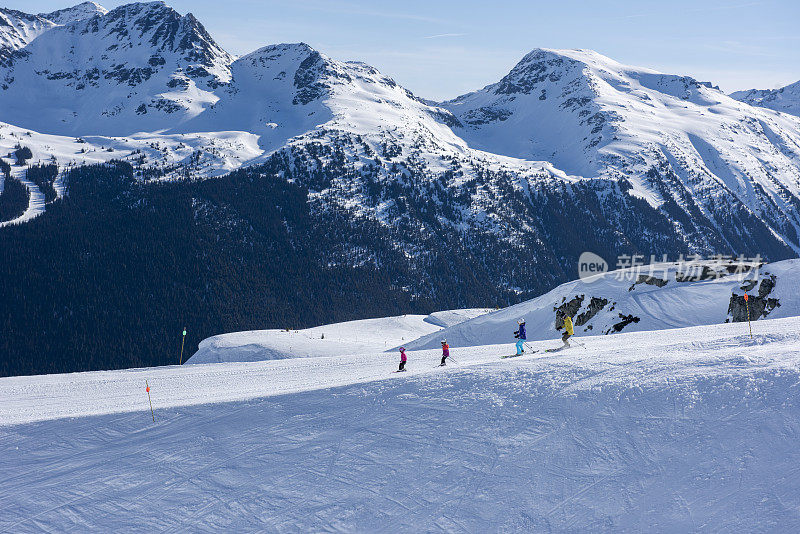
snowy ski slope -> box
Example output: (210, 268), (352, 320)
(191, 259), (800, 360)
(188, 309), (492, 364)
(0, 164), (46, 227)
(2, 317), (800, 531)
(407, 259), (800, 350)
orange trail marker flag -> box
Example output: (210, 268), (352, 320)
(744, 293), (752, 339)
(146, 380), (155, 422)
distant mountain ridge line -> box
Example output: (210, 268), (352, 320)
(0, 3), (799, 265)
(1, 2), (799, 376)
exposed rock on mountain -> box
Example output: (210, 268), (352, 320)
(0, 1), (232, 135)
(730, 80), (800, 118)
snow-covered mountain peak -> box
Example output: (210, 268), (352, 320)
(92, 1), (230, 71)
(39, 2), (108, 25)
(241, 42), (356, 105)
(474, 47), (721, 105)
(234, 42), (413, 107)
(499, 48), (619, 87)
(0, 2), (107, 66)
(244, 42), (315, 63)
(731, 80), (800, 118)
(0, 1), (234, 135)
(443, 47), (639, 175)
(181, 40), (473, 163)
(442, 47), (800, 254)
(0, 8), (55, 59)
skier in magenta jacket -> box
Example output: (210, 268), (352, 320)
(439, 340), (450, 366)
(398, 346), (407, 372)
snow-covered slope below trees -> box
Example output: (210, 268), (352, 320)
(2, 317), (800, 530)
(731, 80), (800, 118)
(407, 258), (800, 350)
(188, 308), (492, 364)
(189, 258), (800, 361)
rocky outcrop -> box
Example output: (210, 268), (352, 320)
(608, 314), (641, 333)
(727, 275), (780, 322)
(575, 297), (609, 327)
(554, 295), (611, 331)
(554, 295), (583, 330)
(676, 265), (722, 282)
(630, 275), (668, 290)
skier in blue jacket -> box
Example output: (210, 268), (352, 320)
(514, 318), (526, 355)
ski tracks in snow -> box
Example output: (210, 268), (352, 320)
(3, 318), (800, 530)
(0, 166), (46, 227)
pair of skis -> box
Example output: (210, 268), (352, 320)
(503, 339), (585, 358)
(501, 350), (539, 359)
(392, 357), (458, 373)
(502, 340), (540, 358)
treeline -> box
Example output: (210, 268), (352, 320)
(0, 161), (484, 376)
(26, 163), (58, 203)
(1, 145), (793, 377)
(0, 157), (29, 222)
(13, 145), (32, 165)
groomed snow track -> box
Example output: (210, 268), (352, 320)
(2, 318), (800, 531)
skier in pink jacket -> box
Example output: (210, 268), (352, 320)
(439, 339), (450, 366)
(398, 346), (407, 372)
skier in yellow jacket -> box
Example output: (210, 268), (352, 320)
(562, 315), (574, 347)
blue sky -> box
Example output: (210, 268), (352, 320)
(13, 0), (800, 100)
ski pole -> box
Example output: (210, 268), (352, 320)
(571, 339), (588, 351)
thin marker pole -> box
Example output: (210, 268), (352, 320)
(179, 327), (187, 365)
(146, 380), (155, 422)
(744, 293), (752, 339)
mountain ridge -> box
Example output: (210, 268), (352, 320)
(0, 2), (106, 64)
(0, 1), (232, 135)
(39, 1), (107, 25)
(731, 80), (800, 118)
(2, 6), (799, 266)
(1, 1), (799, 376)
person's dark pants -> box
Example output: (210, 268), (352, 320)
(562, 332), (572, 344)
(440, 356), (447, 365)
(399, 361), (406, 371)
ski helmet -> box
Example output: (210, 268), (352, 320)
(518, 318), (525, 324)
(399, 346), (406, 351)
(441, 339), (447, 344)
